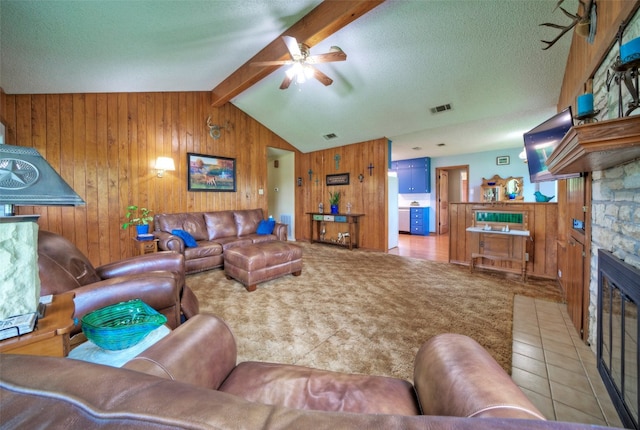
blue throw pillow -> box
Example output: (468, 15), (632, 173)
(171, 229), (198, 247)
(256, 219), (276, 235)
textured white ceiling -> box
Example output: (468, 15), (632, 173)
(1, 0), (576, 160)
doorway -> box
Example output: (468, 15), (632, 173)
(267, 147), (295, 240)
(435, 165), (469, 235)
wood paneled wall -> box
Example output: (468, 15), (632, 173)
(2, 91), (298, 265)
(2, 90), (391, 265)
(0, 88), (6, 125)
(448, 202), (559, 280)
(295, 137), (390, 251)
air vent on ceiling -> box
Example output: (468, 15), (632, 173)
(323, 133), (338, 140)
(430, 103), (452, 114)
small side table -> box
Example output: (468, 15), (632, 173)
(133, 238), (158, 255)
(0, 292), (75, 357)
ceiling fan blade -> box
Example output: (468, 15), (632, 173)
(308, 50), (347, 64)
(279, 74), (293, 90)
(250, 60), (292, 67)
(312, 68), (333, 86)
(282, 35), (301, 59)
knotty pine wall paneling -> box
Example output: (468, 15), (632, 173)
(2, 91), (298, 266)
(296, 137), (389, 251)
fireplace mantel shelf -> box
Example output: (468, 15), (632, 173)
(546, 115), (640, 174)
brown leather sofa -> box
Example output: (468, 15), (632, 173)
(1, 314), (611, 429)
(154, 208), (288, 274)
(37, 230), (199, 332)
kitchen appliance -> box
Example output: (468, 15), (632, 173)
(399, 208), (410, 234)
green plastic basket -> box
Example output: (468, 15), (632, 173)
(81, 299), (167, 351)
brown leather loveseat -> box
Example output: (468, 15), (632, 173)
(153, 208), (288, 274)
(1, 314), (613, 429)
(1, 313), (608, 429)
(123, 314), (545, 419)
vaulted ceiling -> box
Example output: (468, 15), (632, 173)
(0, 0), (576, 160)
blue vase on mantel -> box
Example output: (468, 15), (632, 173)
(330, 204), (339, 214)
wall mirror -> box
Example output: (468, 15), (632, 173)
(504, 176), (523, 200)
(480, 175), (523, 202)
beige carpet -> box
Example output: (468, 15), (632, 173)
(187, 242), (563, 382)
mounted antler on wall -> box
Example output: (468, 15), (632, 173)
(540, 0), (595, 50)
(206, 117), (232, 140)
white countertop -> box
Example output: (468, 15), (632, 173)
(466, 226), (530, 236)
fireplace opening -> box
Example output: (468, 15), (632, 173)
(598, 250), (640, 429)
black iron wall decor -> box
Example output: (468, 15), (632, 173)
(607, 22), (640, 118)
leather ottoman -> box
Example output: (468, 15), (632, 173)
(224, 242), (302, 291)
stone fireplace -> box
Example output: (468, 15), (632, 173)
(587, 7), (640, 348)
(567, 7), (640, 426)
(598, 249), (640, 428)
(589, 159), (640, 347)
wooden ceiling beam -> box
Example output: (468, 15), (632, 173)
(210, 0), (385, 107)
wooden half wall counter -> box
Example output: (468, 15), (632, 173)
(449, 202), (559, 280)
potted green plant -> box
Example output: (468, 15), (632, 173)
(329, 191), (341, 214)
(122, 205), (154, 235)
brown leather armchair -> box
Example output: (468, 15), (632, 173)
(37, 230), (199, 334)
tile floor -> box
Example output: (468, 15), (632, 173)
(512, 295), (623, 427)
(394, 234), (625, 427)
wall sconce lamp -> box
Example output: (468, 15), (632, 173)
(358, 173), (364, 182)
(206, 117), (231, 140)
(154, 157), (176, 178)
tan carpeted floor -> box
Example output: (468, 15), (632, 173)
(187, 242), (563, 382)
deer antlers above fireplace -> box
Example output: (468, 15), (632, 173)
(540, 0), (595, 50)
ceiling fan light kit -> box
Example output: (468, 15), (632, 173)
(252, 36), (346, 90)
(285, 62), (315, 85)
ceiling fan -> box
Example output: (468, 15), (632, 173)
(251, 36), (347, 90)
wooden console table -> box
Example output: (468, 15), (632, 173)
(0, 292), (75, 357)
(307, 212), (364, 250)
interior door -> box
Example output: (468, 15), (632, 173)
(439, 170), (449, 234)
(567, 237), (585, 338)
(562, 175), (591, 340)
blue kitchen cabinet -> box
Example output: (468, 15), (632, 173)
(410, 207), (430, 235)
(395, 157), (430, 193)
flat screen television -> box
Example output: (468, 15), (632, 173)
(523, 106), (581, 183)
